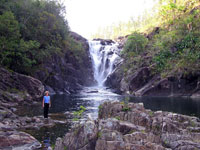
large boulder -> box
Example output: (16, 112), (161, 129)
(105, 62), (124, 93)
(0, 67), (44, 103)
(54, 120), (98, 150)
(119, 67), (152, 94)
(0, 131), (41, 150)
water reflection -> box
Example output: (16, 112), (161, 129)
(128, 96), (200, 117)
(42, 127), (51, 150)
(24, 123), (70, 149)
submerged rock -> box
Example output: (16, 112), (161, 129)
(54, 102), (200, 150)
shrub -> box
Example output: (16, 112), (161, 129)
(122, 32), (148, 55)
(153, 49), (173, 72)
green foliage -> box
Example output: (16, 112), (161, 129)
(0, 11), (40, 73)
(115, 116), (120, 120)
(97, 132), (102, 138)
(51, 144), (55, 150)
(119, 0), (200, 79)
(159, 1), (185, 24)
(153, 49), (173, 72)
(122, 32), (148, 55)
(122, 107), (131, 112)
(98, 105), (102, 110)
(64, 146), (67, 150)
(190, 120), (196, 127)
(64, 36), (86, 63)
(0, 0), (86, 75)
(148, 111), (154, 117)
(176, 33), (198, 51)
(72, 118), (79, 121)
(73, 106), (86, 121)
(121, 97), (131, 112)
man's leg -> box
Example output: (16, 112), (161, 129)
(46, 103), (49, 118)
(44, 104), (48, 118)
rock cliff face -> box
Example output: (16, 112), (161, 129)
(34, 31), (95, 94)
(0, 67), (44, 104)
(105, 65), (200, 97)
(54, 102), (200, 150)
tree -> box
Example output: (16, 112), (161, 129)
(0, 11), (40, 73)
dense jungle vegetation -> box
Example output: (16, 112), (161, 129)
(0, 0), (84, 75)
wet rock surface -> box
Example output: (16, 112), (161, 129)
(54, 102), (200, 150)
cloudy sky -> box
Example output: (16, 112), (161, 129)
(64, 0), (157, 39)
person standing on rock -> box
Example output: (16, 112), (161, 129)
(42, 91), (51, 119)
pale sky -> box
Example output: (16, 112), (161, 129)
(64, 0), (157, 39)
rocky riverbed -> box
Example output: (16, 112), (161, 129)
(54, 101), (200, 150)
(0, 67), (69, 149)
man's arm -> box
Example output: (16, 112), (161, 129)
(49, 98), (51, 107)
(42, 98), (44, 107)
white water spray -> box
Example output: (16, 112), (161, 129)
(89, 40), (120, 87)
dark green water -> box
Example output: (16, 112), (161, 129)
(17, 87), (200, 148)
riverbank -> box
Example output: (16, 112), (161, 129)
(54, 101), (200, 150)
(0, 67), (70, 149)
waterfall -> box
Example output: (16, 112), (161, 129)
(89, 40), (120, 87)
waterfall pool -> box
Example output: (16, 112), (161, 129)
(17, 87), (200, 148)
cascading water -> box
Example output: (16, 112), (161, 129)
(89, 40), (120, 87)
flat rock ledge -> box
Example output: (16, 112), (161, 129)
(54, 101), (200, 150)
